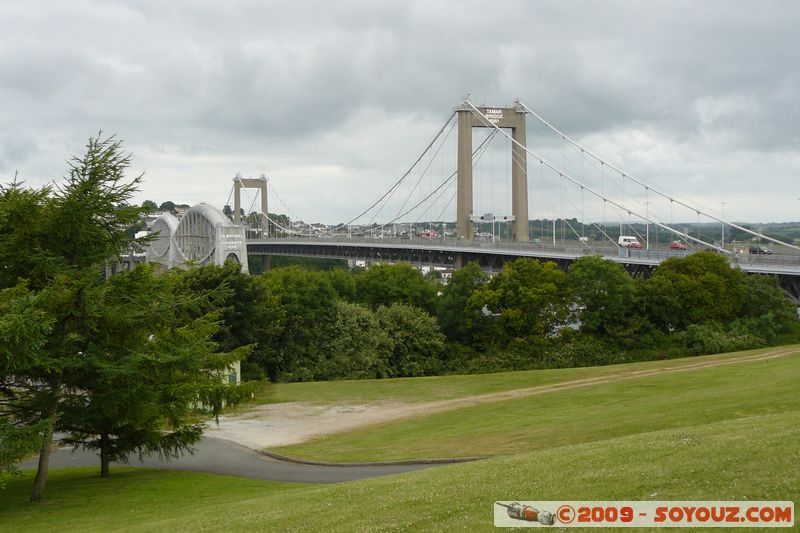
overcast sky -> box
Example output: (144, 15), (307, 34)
(2, 0), (799, 224)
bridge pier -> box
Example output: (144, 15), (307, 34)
(454, 252), (464, 270)
(261, 255), (271, 272)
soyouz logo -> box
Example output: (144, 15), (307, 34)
(493, 501), (795, 528)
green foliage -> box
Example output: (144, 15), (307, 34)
(640, 252), (748, 331)
(0, 284), (53, 373)
(55, 264), (253, 476)
(174, 263), (276, 382)
(0, 184), (54, 289)
(48, 136), (145, 269)
(437, 262), (488, 343)
(0, 419), (48, 488)
(727, 274), (800, 343)
(140, 200), (158, 213)
(468, 258), (568, 346)
(541, 334), (628, 368)
(315, 301), (390, 379)
(0, 135), (254, 498)
(257, 267), (338, 381)
(355, 263), (438, 313)
(568, 256), (636, 337)
(675, 322), (765, 355)
(375, 303), (445, 377)
(323, 268), (357, 301)
(0, 285), (54, 480)
(269, 256), (348, 271)
(158, 200), (176, 213)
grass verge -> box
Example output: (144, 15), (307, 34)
(4, 411), (798, 532)
(251, 345), (797, 405)
(271, 351), (800, 462)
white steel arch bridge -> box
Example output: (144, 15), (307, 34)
(145, 203), (248, 273)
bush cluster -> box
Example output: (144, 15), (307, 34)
(205, 252), (799, 382)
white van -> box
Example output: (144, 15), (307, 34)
(618, 236), (641, 248)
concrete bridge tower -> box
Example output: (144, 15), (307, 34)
(457, 102), (528, 241)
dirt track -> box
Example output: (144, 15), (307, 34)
(207, 348), (799, 450)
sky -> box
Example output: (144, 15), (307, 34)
(1, 0), (799, 225)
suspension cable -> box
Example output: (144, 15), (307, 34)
(465, 100), (727, 252)
(349, 128), (498, 236)
(330, 111), (456, 231)
(516, 100), (799, 251)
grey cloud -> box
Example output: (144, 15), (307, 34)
(1, 0), (799, 221)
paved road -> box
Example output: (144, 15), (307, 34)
(16, 436), (440, 484)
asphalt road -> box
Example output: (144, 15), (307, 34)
(16, 436), (440, 484)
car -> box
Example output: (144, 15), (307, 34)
(749, 246), (773, 255)
(669, 241), (688, 250)
(627, 241), (643, 249)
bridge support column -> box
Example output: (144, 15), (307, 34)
(454, 252), (464, 270)
(233, 174), (269, 237)
(457, 110), (474, 241)
(456, 103), (529, 242)
(261, 255), (271, 272)
(511, 113), (528, 242)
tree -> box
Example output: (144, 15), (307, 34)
(323, 268), (358, 301)
(640, 252), (747, 331)
(257, 267), (338, 381)
(468, 258), (568, 346)
(0, 135), (251, 500)
(55, 265), (252, 477)
(567, 256), (636, 338)
(375, 303), (445, 377)
(174, 262), (278, 382)
(315, 301), (390, 379)
(729, 274), (799, 343)
(158, 200), (176, 213)
(437, 261), (488, 343)
(0, 284), (53, 486)
(355, 263), (438, 313)
(141, 199), (158, 213)
(0, 135), (147, 500)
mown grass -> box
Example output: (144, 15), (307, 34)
(272, 351), (800, 462)
(250, 345), (798, 406)
(4, 411), (798, 532)
(0, 468), (307, 532)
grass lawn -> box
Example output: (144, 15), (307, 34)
(251, 345), (798, 405)
(272, 351), (800, 462)
(4, 411), (798, 532)
(0, 468), (307, 532)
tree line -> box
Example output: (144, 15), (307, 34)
(203, 252), (798, 383)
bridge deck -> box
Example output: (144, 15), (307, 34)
(246, 237), (800, 276)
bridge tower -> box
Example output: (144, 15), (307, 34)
(233, 174), (269, 237)
(457, 102), (528, 241)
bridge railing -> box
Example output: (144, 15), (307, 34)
(251, 235), (800, 270)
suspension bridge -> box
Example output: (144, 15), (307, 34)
(143, 97), (800, 298)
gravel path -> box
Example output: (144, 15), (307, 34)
(208, 347), (799, 450)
